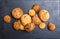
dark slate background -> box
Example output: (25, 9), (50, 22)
(0, 0), (60, 39)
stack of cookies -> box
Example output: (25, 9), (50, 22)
(3, 4), (56, 32)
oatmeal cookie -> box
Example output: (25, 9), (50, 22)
(19, 24), (24, 30)
(39, 22), (46, 29)
(32, 4), (40, 13)
(12, 8), (23, 19)
(21, 14), (31, 26)
(28, 9), (36, 16)
(25, 23), (35, 32)
(32, 14), (41, 25)
(48, 22), (56, 31)
(39, 10), (50, 22)
(4, 15), (11, 23)
(13, 21), (20, 30)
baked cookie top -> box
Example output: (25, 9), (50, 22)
(21, 14), (31, 26)
(39, 10), (50, 22)
(32, 14), (41, 25)
(48, 22), (56, 31)
(28, 9), (36, 16)
(4, 15), (11, 23)
(25, 23), (35, 32)
(39, 22), (46, 29)
(32, 4), (40, 13)
(12, 8), (23, 19)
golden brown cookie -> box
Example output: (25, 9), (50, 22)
(32, 4), (40, 13)
(25, 23), (35, 32)
(32, 14), (41, 25)
(48, 22), (56, 31)
(19, 24), (24, 30)
(13, 20), (24, 31)
(4, 15), (11, 23)
(28, 9), (36, 16)
(21, 14), (31, 26)
(13, 21), (20, 30)
(39, 10), (50, 22)
(12, 8), (23, 19)
(18, 20), (24, 30)
(39, 22), (46, 29)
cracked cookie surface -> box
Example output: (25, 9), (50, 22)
(12, 8), (23, 19)
(39, 10), (50, 22)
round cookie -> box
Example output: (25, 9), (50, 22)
(25, 23), (35, 32)
(32, 4), (40, 13)
(13, 21), (20, 30)
(21, 14), (31, 26)
(32, 14), (41, 25)
(12, 8), (23, 19)
(39, 22), (46, 29)
(28, 9), (36, 16)
(48, 22), (56, 31)
(4, 15), (11, 23)
(39, 10), (50, 22)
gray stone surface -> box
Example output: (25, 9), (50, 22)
(0, 0), (59, 39)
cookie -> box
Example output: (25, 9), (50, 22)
(19, 24), (24, 30)
(21, 14), (31, 26)
(28, 9), (36, 16)
(39, 22), (46, 29)
(13, 20), (24, 30)
(32, 4), (40, 13)
(17, 20), (24, 30)
(12, 8), (23, 19)
(4, 15), (11, 23)
(13, 21), (20, 30)
(32, 14), (41, 25)
(25, 23), (35, 32)
(48, 22), (56, 31)
(39, 10), (50, 22)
